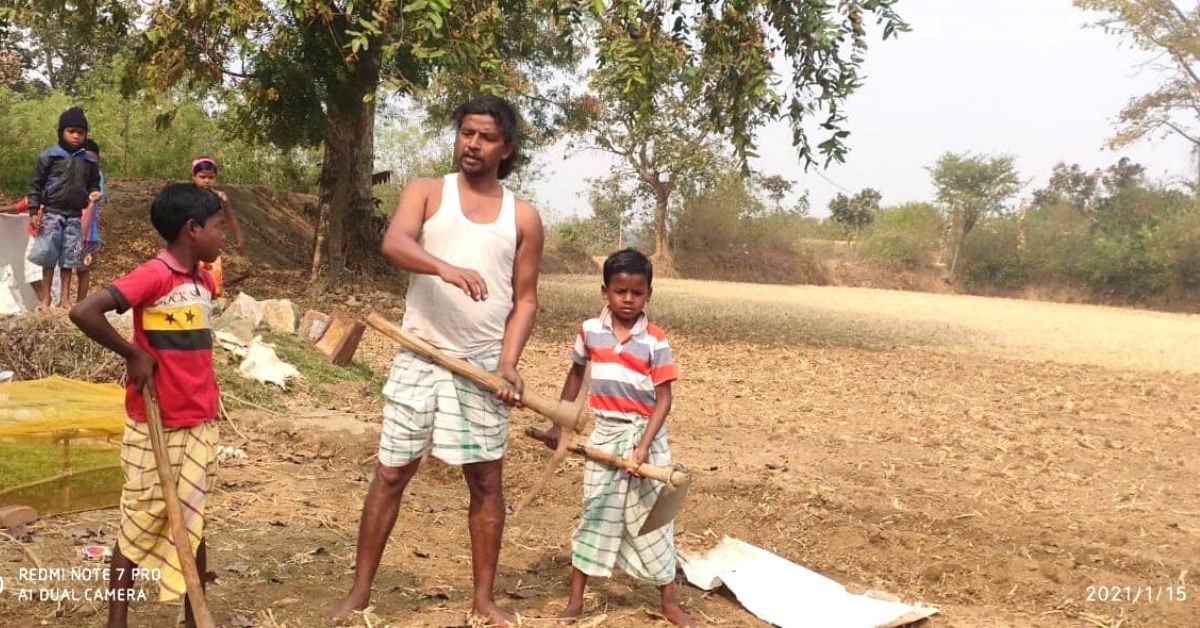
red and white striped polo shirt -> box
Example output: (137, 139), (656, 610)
(570, 307), (678, 420)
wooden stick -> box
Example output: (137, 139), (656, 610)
(366, 313), (588, 432)
(569, 443), (690, 487)
(143, 385), (216, 628)
(524, 428), (688, 487)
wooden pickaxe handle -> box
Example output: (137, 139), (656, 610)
(366, 313), (588, 433)
(526, 427), (689, 488)
(142, 386), (215, 628)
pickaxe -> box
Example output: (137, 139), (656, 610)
(523, 427), (691, 535)
(365, 313), (692, 531)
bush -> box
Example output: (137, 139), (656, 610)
(1154, 209), (1200, 290)
(1022, 202), (1090, 283)
(859, 202), (944, 269)
(0, 82), (319, 196)
(1081, 227), (1173, 302)
(957, 216), (1027, 288)
(551, 217), (613, 260)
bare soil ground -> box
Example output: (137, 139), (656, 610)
(3, 275), (1198, 627)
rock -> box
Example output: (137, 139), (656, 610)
(214, 315), (255, 343)
(223, 292), (263, 329)
(260, 299), (300, 333)
(0, 505), (38, 530)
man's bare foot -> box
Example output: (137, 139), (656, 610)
(35, 304), (49, 314)
(472, 600), (517, 627)
(553, 601), (583, 625)
(662, 600), (698, 627)
(328, 593), (370, 626)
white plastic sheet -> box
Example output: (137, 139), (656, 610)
(0, 214), (36, 315)
(214, 331), (301, 388)
(680, 537), (938, 628)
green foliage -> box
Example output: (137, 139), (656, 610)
(1157, 209), (1200, 289)
(551, 217), (609, 260)
(1032, 162), (1101, 211)
(957, 216), (1027, 289)
(859, 202), (944, 269)
(0, 0), (132, 95)
(673, 167), (807, 255)
(930, 151), (1021, 274)
(674, 170), (753, 251)
(1081, 227), (1173, 302)
(828, 188), (881, 237)
(1022, 201), (1091, 283)
(962, 156), (1200, 305)
(0, 82), (319, 195)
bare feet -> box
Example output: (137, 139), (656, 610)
(472, 599), (517, 627)
(662, 600), (698, 627)
(554, 601), (583, 625)
(328, 592), (370, 626)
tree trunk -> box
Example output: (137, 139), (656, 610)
(948, 228), (966, 276)
(650, 181), (676, 275)
(310, 52), (380, 292)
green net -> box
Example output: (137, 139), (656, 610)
(0, 377), (125, 515)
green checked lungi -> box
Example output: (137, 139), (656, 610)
(571, 416), (677, 585)
(378, 349), (509, 466)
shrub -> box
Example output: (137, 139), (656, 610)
(1081, 227), (1173, 302)
(1022, 202), (1090, 284)
(859, 202), (944, 269)
(957, 216), (1027, 288)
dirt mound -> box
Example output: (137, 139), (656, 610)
(90, 179), (316, 290)
(539, 240), (597, 275)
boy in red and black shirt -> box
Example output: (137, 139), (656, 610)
(70, 183), (225, 628)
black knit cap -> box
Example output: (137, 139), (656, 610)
(58, 107), (89, 134)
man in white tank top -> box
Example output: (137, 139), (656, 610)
(332, 96), (543, 627)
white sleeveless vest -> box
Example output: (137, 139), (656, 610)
(401, 173), (517, 357)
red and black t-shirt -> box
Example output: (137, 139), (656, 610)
(106, 250), (219, 428)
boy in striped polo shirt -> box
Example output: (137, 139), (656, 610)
(533, 248), (696, 627)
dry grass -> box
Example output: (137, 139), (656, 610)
(0, 314), (123, 382)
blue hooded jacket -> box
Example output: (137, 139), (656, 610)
(27, 144), (101, 216)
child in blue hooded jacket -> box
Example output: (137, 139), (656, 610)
(27, 106), (102, 310)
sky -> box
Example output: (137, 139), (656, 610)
(527, 0), (1197, 221)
